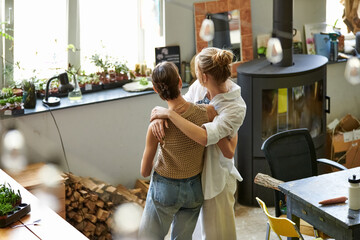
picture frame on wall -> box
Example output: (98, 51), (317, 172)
(155, 46), (181, 71)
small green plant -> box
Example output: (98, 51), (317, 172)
(78, 73), (100, 85)
(91, 54), (112, 74)
(0, 183), (21, 207)
(34, 78), (58, 92)
(67, 64), (100, 86)
(0, 88), (23, 108)
(113, 61), (129, 75)
(0, 21), (13, 41)
(0, 203), (14, 216)
(139, 77), (149, 86)
(0, 88), (13, 99)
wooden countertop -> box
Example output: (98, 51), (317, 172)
(0, 168), (87, 240)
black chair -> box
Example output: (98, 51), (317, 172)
(261, 128), (347, 217)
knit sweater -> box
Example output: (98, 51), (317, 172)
(154, 103), (209, 179)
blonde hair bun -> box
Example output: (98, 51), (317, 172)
(196, 47), (233, 84)
(212, 49), (233, 66)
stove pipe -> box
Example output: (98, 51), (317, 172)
(273, 0), (293, 67)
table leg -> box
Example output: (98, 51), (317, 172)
(286, 198), (300, 240)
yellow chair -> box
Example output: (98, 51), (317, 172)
(256, 197), (323, 240)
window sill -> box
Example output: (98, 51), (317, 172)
(2, 83), (189, 118)
(328, 57), (348, 64)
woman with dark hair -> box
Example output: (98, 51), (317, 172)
(139, 61), (232, 240)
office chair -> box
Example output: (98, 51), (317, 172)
(261, 128), (347, 217)
(256, 197), (323, 240)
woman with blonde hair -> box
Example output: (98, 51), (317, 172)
(150, 47), (246, 239)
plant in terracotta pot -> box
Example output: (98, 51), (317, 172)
(0, 88), (23, 110)
(88, 73), (100, 85)
(6, 96), (23, 110)
(34, 77), (59, 97)
(113, 61), (129, 82)
(77, 74), (87, 88)
(108, 69), (116, 82)
(7, 77), (23, 97)
(91, 54), (111, 84)
(69, 65), (101, 93)
(78, 73), (101, 91)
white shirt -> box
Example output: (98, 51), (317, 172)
(184, 79), (246, 199)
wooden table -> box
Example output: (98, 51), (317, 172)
(279, 167), (360, 240)
(0, 169), (87, 240)
(4, 163), (66, 219)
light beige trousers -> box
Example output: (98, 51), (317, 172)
(193, 175), (237, 240)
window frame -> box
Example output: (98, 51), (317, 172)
(0, 0), (163, 89)
(1, 0), (14, 88)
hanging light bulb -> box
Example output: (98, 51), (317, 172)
(37, 163), (62, 187)
(266, 37), (283, 64)
(199, 16), (214, 42)
(112, 202), (143, 237)
(1, 129), (27, 174)
(345, 57), (360, 85)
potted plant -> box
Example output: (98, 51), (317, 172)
(100, 60), (131, 89)
(22, 79), (37, 108)
(90, 54), (112, 84)
(0, 203), (15, 220)
(68, 64), (102, 93)
(0, 88), (23, 113)
(0, 183), (21, 207)
(77, 73), (102, 93)
(113, 61), (129, 82)
(34, 78), (59, 98)
(0, 183), (30, 227)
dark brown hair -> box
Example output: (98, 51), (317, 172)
(152, 61), (180, 100)
(196, 47), (233, 85)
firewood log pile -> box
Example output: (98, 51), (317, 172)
(64, 173), (149, 240)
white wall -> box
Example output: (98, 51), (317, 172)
(163, 0), (205, 62)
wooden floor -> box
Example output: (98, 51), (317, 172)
(165, 203), (328, 240)
(232, 203), (332, 240)
(165, 203), (276, 240)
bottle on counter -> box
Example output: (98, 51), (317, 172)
(348, 174), (360, 210)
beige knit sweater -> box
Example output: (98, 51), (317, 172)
(154, 103), (209, 179)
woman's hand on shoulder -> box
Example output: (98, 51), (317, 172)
(150, 119), (168, 141)
(150, 106), (171, 122)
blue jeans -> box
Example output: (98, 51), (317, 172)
(138, 171), (204, 240)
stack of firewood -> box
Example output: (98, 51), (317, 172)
(64, 173), (148, 240)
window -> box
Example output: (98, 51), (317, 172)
(13, 0), (67, 82)
(1, 0), (164, 87)
(78, 0), (139, 74)
(326, 0), (354, 38)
